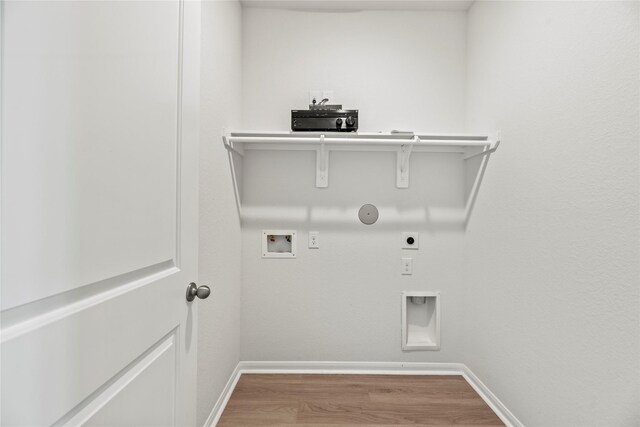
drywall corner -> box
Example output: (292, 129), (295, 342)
(197, 1), (244, 425)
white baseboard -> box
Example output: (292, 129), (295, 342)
(237, 360), (464, 375)
(204, 361), (523, 427)
(461, 365), (524, 427)
(203, 363), (242, 427)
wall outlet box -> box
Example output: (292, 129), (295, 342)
(401, 258), (413, 275)
(309, 231), (319, 249)
(402, 232), (419, 249)
(262, 230), (297, 258)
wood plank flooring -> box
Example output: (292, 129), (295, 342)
(217, 374), (504, 426)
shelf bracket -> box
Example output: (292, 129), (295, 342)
(222, 130), (244, 157)
(396, 135), (418, 188)
(316, 135), (329, 188)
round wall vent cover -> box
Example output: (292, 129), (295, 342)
(358, 204), (379, 225)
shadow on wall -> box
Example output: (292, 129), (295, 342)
(225, 140), (495, 232)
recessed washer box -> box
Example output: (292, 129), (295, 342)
(402, 291), (440, 351)
(262, 230), (297, 258)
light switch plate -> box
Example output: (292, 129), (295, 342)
(402, 232), (419, 249)
(309, 231), (319, 249)
(401, 258), (413, 275)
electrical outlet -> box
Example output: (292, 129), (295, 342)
(401, 258), (413, 275)
(402, 232), (419, 249)
(322, 90), (334, 103)
(309, 231), (319, 249)
(309, 90), (322, 106)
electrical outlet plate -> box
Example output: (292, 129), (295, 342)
(402, 232), (419, 249)
(401, 258), (413, 275)
(309, 231), (319, 249)
(309, 90), (322, 106)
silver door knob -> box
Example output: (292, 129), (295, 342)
(186, 282), (211, 302)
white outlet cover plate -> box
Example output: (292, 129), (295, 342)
(401, 258), (413, 275)
(309, 231), (319, 249)
(402, 232), (419, 249)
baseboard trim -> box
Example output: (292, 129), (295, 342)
(238, 360), (464, 375)
(204, 361), (523, 427)
(203, 363), (242, 427)
(461, 365), (524, 427)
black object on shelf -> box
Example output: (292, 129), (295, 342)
(291, 109), (358, 132)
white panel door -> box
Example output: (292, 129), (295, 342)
(1, 1), (201, 425)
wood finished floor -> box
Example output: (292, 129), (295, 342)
(217, 374), (504, 426)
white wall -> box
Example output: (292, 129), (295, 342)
(464, 2), (640, 425)
(197, 1), (243, 425)
(200, 3), (639, 425)
(240, 8), (469, 362)
(242, 8), (467, 132)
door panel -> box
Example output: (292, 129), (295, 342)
(1, 0), (180, 311)
(63, 332), (177, 427)
(2, 275), (179, 425)
(1, 1), (200, 426)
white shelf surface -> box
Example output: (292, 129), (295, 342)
(225, 130), (495, 154)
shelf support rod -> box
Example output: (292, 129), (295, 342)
(316, 134), (329, 188)
(464, 130), (501, 229)
(396, 135), (418, 188)
(463, 140), (500, 160)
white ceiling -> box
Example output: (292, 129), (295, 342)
(240, 0), (474, 12)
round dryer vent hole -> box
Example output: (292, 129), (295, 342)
(358, 204), (379, 225)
